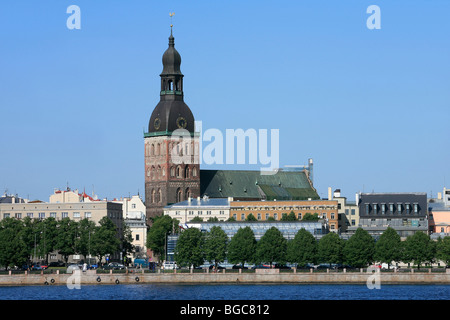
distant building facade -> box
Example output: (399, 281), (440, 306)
(349, 192), (428, 239)
(428, 187), (450, 238)
(328, 188), (360, 233)
(229, 199), (339, 231)
(164, 196), (231, 224)
(113, 195), (148, 259)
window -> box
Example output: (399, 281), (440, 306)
(397, 204), (402, 214)
(136, 234), (140, 241)
(365, 204), (370, 214)
(298, 213), (302, 220)
(27, 212), (34, 218)
(219, 210), (224, 215)
(198, 211), (203, 215)
(345, 209), (349, 215)
(330, 213), (335, 219)
(241, 213), (245, 220)
(39, 212), (45, 219)
(351, 219), (356, 226)
(132, 204), (136, 209)
(274, 213), (278, 220)
(265, 213), (270, 220)
(351, 209), (355, 215)
(3, 213), (10, 218)
(406, 204), (410, 214)
(73, 212), (81, 219)
(381, 204), (386, 215)
(414, 204), (418, 214)
(389, 204), (394, 214)
(206, 211), (212, 215)
(189, 211), (194, 215)
(373, 204), (377, 214)
(62, 212), (68, 218)
(84, 212), (92, 218)
(233, 214), (237, 220)
(257, 213), (261, 220)
(50, 212), (56, 218)
(15, 213), (22, 219)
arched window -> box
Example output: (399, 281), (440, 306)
(151, 189), (156, 203)
(157, 188), (162, 203)
(170, 166), (175, 177)
(176, 166), (181, 178)
(193, 167), (198, 177)
(156, 143), (161, 156)
(185, 166), (190, 179)
(151, 144), (155, 156)
(151, 166), (155, 180)
(185, 188), (191, 199)
(157, 166), (161, 179)
(176, 188), (183, 203)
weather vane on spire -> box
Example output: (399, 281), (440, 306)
(169, 12), (175, 28)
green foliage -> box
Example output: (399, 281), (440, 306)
(302, 213), (319, 221)
(175, 228), (205, 268)
(317, 232), (343, 265)
(91, 217), (121, 265)
(436, 236), (450, 266)
(227, 227), (257, 266)
(0, 218), (28, 268)
(246, 213), (257, 221)
(403, 231), (436, 269)
(255, 227), (287, 266)
(146, 215), (178, 261)
(343, 228), (375, 268)
(204, 226), (228, 268)
(190, 216), (203, 222)
(55, 218), (79, 264)
(374, 227), (402, 266)
(287, 228), (317, 267)
(281, 211), (297, 221)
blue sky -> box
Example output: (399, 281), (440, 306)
(0, 1), (449, 201)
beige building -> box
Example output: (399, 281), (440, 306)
(0, 188), (123, 264)
(230, 199), (339, 231)
(328, 188), (360, 233)
(113, 195), (148, 260)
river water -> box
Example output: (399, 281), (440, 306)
(0, 283), (448, 300)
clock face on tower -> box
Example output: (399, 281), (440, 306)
(154, 118), (161, 130)
(176, 116), (187, 129)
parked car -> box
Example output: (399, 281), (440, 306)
(49, 261), (65, 268)
(251, 264), (271, 269)
(209, 264), (225, 270)
(274, 264), (291, 270)
(163, 261), (177, 270)
(232, 264), (248, 269)
(31, 264), (43, 271)
(102, 262), (125, 270)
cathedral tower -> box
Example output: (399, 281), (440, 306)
(144, 28), (200, 224)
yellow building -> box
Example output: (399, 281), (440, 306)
(230, 199), (339, 231)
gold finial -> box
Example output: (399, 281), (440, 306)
(169, 12), (175, 28)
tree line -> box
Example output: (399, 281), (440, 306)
(147, 216), (450, 269)
(0, 216), (133, 269)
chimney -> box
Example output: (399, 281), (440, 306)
(328, 187), (332, 200)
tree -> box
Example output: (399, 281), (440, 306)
(436, 236), (450, 267)
(255, 227), (287, 267)
(374, 227), (402, 268)
(76, 218), (97, 262)
(403, 232), (436, 269)
(207, 217), (219, 222)
(281, 211), (297, 221)
(287, 228), (317, 267)
(204, 226), (228, 270)
(227, 227), (257, 267)
(146, 215), (178, 262)
(317, 232), (343, 266)
(91, 217), (120, 266)
(343, 228), (375, 268)
(0, 218), (28, 269)
(175, 227), (205, 268)
(245, 213), (257, 221)
(39, 217), (58, 264)
(121, 223), (135, 263)
(302, 213), (319, 221)
(55, 218), (79, 265)
(190, 216), (203, 222)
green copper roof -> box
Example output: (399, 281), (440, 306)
(200, 169), (319, 200)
